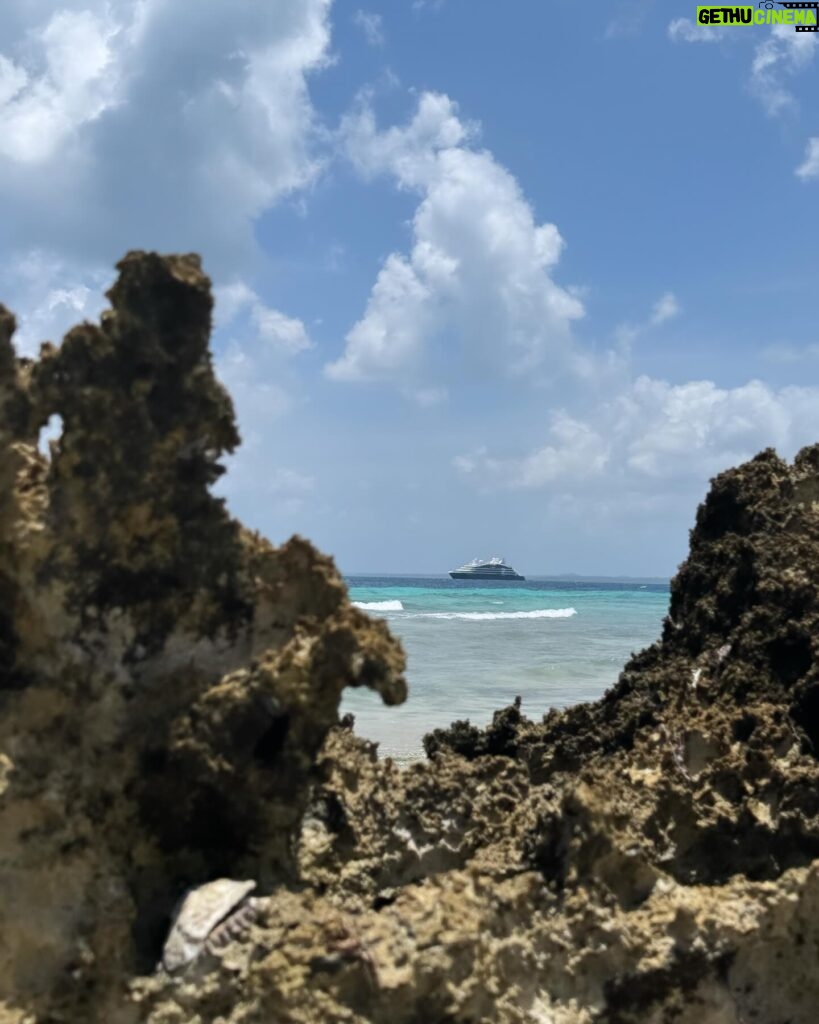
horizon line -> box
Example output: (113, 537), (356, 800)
(341, 571), (672, 583)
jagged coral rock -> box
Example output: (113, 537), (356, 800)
(0, 253), (405, 1022)
(128, 446), (819, 1023)
(5, 254), (819, 1022)
(422, 694), (524, 760)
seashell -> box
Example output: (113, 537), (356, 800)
(162, 878), (256, 972)
(205, 899), (260, 952)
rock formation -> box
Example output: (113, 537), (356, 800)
(2, 252), (819, 1023)
(0, 253), (405, 1023)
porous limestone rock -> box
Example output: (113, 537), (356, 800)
(4, 253), (819, 1023)
(0, 253), (405, 1022)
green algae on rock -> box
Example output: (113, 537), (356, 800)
(3, 254), (819, 1022)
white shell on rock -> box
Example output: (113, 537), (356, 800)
(162, 878), (256, 972)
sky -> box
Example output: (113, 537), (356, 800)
(0, 0), (818, 576)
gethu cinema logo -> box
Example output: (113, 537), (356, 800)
(696, 2), (819, 29)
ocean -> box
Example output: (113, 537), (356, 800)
(341, 575), (670, 762)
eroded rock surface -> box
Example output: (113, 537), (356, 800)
(3, 253), (819, 1023)
(0, 253), (405, 1022)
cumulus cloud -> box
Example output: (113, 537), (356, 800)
(796, 137), (819, 180)
(0, 0), (332, 271)
(0, 0), (329, 530)
(616, 377), (796, 479)
(327, 92), (585, 387)
(0, 7), (121, 164)
(750, 24), (817, 116)
(455, 414), (609, 490)
(455, 376), (819, 493)
(353, 10), (384, 47)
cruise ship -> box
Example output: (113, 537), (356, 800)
(449, 557), (525, 581)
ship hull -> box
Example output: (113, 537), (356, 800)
(449, 571), (525, 581)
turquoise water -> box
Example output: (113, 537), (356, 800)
(341, 576), (670, 761)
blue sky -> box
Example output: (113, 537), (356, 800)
(1, 0), (818, 575)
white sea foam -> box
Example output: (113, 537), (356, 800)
(414, 608), (577, 621)
(353, 599), (404, 611)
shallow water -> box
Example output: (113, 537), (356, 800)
(341, 575), (670, 761)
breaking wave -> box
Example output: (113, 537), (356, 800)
(353, 600), (404, 611)
(352, 602), (577, 620)
(415, 608), (577, 621)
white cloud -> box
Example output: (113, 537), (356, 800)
(617, 377), (793, 479)
(670, 18), (816, 133)
(215, 281), (312, 355)
(353, 10), (384, 47)
(668, 18), (726, 43)
(0, 7), (121, 164)
(796, 137), (819, 180)
(327, 92), (585, 387)
(649, 292), (680, 327)
(455, 376), (819, 494)
(0, 54), (28, 107)
(0, 0), (332, 271)
(253, 307), (312, 355)
(0, 250), (110, 356)
(214, 337), (296, 508)
(0, 257), (310, 370)
(342, 91), (473, 184)
(0, 0), (328, 528)
(212, 281), (312, 485)
(214, 280), (257, 326)
(750, 24), (817, 117)
(616, 292), (681, 350)
(455, 414), (609, 490)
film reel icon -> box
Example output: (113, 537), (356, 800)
(771, 1), (819, 30)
